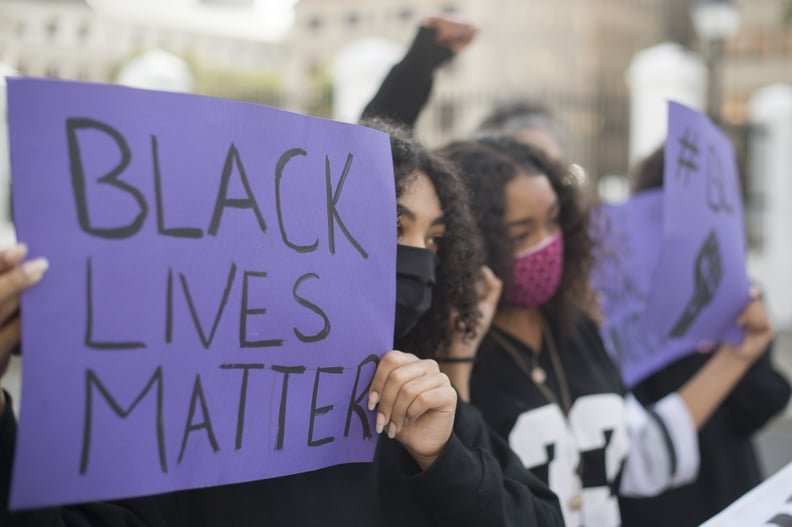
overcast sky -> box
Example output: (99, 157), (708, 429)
(87, 0), (300, 40)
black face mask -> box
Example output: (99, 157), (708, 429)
(394, 245), (439, 339)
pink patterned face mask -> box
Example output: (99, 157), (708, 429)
(509, 232), (564, 308)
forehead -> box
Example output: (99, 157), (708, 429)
(503, 172), (557, 220)
(398, 170), (442, 217)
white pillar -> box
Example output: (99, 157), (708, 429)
(0, 63), (19, 247)
(626, 43), (707, 166)
(116, 49), (193, 93)
(332, 37), (402, 124)
(748, 84), (792, 329)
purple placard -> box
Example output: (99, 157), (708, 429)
(591, 191), (698, 387)
(643, 102), (749, 345)
(7, 79), (396, 510)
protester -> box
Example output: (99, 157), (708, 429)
(617, 147), (791, 527)
(361, 14), (564, 167)
(0, 122), (562, 526)
(361, 14), (476, 130)
(476, 101), (565, 162)
(442, 136), (775, 527)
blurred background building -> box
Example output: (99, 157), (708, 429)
(2, 0), (790, 189)
(0, 0), (790, 477)
(285, 0), (668, 184)
(0, 0), (284, 104)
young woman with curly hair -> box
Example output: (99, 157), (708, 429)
(388, 121), (485, 366)
(0, 123), (562, 527)
(442, 136), (775, 527)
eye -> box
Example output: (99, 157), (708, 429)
(426, 235), (442, 253)
(509, 231), (531, 244)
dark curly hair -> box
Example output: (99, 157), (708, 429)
(361, 118), (484, 359)
(631, 146), (665, 193)
(441, 136), (592, 331)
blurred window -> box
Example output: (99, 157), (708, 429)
(746, 124), (768, 251)
(345, 13), (360, 27)
(308, 16), (323, 32)
(46, 19), (59, 40)
(398, 8), (414, 22)
(78, 22), (91, 43)
(438, 100), (456, 133)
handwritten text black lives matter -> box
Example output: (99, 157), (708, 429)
(67, 117), (381, 476)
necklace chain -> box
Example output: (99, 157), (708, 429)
(491, 316), (572, 414)
(489, 316), (584, 512)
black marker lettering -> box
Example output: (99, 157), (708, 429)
(80, 367), (166, 474)
(208, 143), (266, 236)
(272, 365), (306, 450)
(240, 270), (283, 348)
(292, 273), (330, 343)
(66, 118), (147, 239)
(345, 354), (378, 439)
(326, 153), (367, 259)
(151, 135), (203, 238)
(308, 367), (343, 447)
(84, 257), (145, 350)
(275, 148), (318, 253)
(220, 363), (266, 450)
(179, 263), (237, 349)
(178, 374), (220, 463)
(165, 267), (174, 343)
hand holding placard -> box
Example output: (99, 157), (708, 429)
(368, 350), (456, 470)
(0, 244), (49, 414)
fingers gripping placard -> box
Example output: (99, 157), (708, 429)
(7, 79), (396, 509)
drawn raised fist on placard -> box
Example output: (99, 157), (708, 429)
(670, 230), (723, 338)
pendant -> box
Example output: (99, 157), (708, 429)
(531, 366), (546, 384)
(568, 494), (583, 511)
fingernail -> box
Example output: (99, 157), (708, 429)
(3, 244), (27, 264)
(22, 258), (49, 280)
(376, 412), (385, 434)
(368, 391), (379, 412)
(387, 423), (397, 439)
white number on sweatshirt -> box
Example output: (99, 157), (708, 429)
(509, 394), (628, 527)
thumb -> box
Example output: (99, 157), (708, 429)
(479, 266), (503, 303)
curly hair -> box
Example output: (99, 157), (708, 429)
(441, 136), (592, 331)
(631, 146), (665, 193)
(361, 118), (484, 359)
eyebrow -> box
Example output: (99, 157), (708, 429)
(397, 204), (415, 221)
(506, 217), (534, 228)
(397, 204), (446, 226)
(506, 200), (560, 228)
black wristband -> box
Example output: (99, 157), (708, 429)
(436, 357), (477, 363)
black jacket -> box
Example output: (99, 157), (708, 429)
(1, 391), (563, 526)
(360, 26), (452, 130)
(619, 347), (791, 527)
(471, 317), (632, 527)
